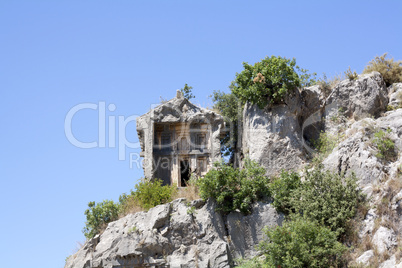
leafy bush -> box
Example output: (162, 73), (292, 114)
(231, 56), (315, 108)
(311, 132), (340, 166)
(363, 53), (402, 86)
(269, 171), (301, 213)
(259, 216), (347, 268)
(197, 159), (270, 214)
(291, 169), (363, 237)
(180, 83), (195, 100)
(83, 179), (177, 239)
(372, 128), (396, 161)
(236, 257), (264, 268)
(83, 200), (120, 239)
(125, 178), (177, 211)
(314, 131), (338, 155)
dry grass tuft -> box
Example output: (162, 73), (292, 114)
(363, 53), (402, 86)
(388, 177), (402, 193)
(375, 178), (402, 219)
(173, 177), (200, 201)
(316, 73), (344, 98)
(362, 235), (374, 252)
(119, 197), (144, 218)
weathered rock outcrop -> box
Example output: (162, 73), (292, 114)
(226, 202), (284, 259)
(323, 109), (402, 195)
(321, 72), (388, 140)
(388, 83), (402, 109)
(65, 199), (283, 268)
(356, 250), (374, 266)
(323, 108), (402, 267)
(242, 88), (307, 176)
(372, 226), (398, 255)
(325, 71), (388, 120)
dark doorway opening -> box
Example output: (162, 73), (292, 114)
(180, 160), (190, 187)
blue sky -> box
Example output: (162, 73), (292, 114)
(0, 1), (401, 267)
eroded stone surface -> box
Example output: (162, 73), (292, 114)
(388, 83), (402, 109)
(323, 109), (402, 194)
(372, 226), (398, 254)
(356, 250), (374, 265)
(226, 202), (284, 259)
(325, 71), (388, 121)
(65, 199), (282, 268)
(242, 88), (307, 176)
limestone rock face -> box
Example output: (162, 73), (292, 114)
(325, 71), (388, 120)
(242, 88), (307, 176)
(356, 250), (374, 265)
(65, 199), (283, 268)
(322, 109), (402, 261)
(392, 189), (402, 234)
(388, 83), (402, 109)
(379, 254), (402, 268)
(226, 202), (284, 259)
(323, 109), (402, 195)
(372, 226), (398, 254)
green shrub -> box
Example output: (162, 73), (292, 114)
(83, 200), (120, 239)
(128, 178), (177, 211)
(83, 179), (177, 239)
(231, 56), (315, 108)
(197, 159), (270, 214)
(311, 132), (340, 165)
(269, 171), (301, 213)
(372, 128), (396, 161)
(259, 216), (347, 268)
(180, 83), (194, 100)
(387, 105), (397, 111)
(236, 257), (264, 268)
(291, 169), (363, 237)
(363, 53), (402, 86)
(314, 131), (338, 155)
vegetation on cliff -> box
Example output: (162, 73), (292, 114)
(231, 55), (315, 108)
(363, 53), (402, 86)
(78, 53), (402, 267)
(197, 159), (270, 214)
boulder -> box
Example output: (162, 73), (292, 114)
(356, 250), (374, 265)
(372, 226), (397, 254)
(325, 71), (388, 121)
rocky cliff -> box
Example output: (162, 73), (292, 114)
(66, 72), (402, 268)
(65, 199), (283, 268)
